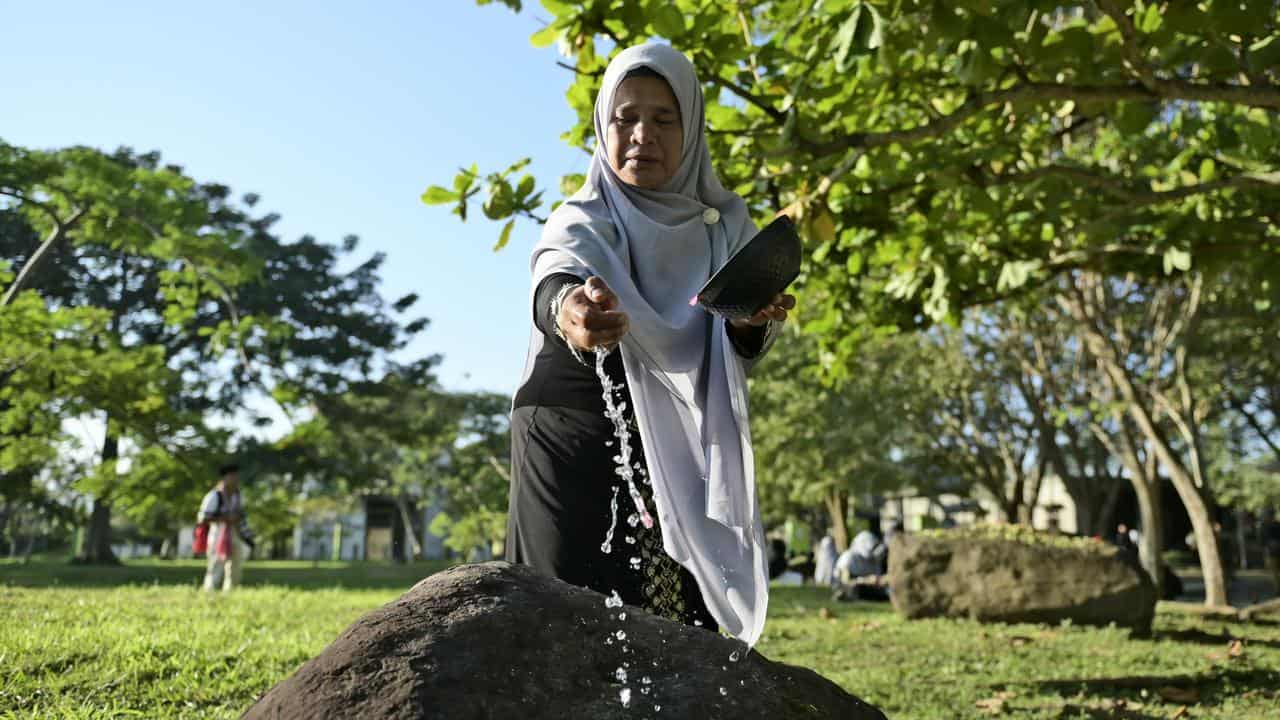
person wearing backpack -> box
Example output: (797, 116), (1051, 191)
(198, 463), (252, 592)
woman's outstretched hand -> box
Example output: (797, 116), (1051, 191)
(730, 293), (796, 328)
(557, 277), (631, 352)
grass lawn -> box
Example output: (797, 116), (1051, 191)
(2, 558), (1278, 719)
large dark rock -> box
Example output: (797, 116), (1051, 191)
(244, 562), (887, 720)
(888, 529), (1157, 634)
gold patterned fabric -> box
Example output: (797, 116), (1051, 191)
(627, 431), (715, 628)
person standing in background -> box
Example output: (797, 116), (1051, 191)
(813, 533), (837, 587)
(199, 463), (253, 592)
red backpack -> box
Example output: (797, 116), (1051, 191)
(192, 491), (223, 555)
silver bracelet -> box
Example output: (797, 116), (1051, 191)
(550, 281), (591, 367)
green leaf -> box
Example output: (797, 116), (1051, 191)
(1136, 3), (1163, 33)
(482, 180), (515, 220)
(530, 23), (560, 48)
(854, 3), (884, 53)
(955, 46), (999, 86)
(651, 5), (686, 38)
(996, 260), (1042, 292)
(834, 3), (883, 72)
(420, 186), (459, 205)
(931, 1), (966, 38)
(493, 219), (516, 252)
(1113, 101), (1158, 135)
(559, 173), (585, 197)
(1163, 246), (1191, 274)
(517, 174), (536, 199)
(1199, 158), (1217, 183)
(1249, 35), (1280, 72)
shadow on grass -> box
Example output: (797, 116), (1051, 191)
(0, 556), (456, 591)
(1010, 667), (1280, 712)
(1154, 627), (1280, 650)
(1053, 703), (1164, 719)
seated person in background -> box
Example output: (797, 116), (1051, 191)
(834, 530), (889, 601)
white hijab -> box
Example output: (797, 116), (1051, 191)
(519, 43), (771, 645)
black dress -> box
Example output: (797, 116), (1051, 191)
(506, 273), (765, 629)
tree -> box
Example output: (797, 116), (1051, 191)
(2, 140), (431, 561)
(415, 392), (512, 559)
(750, 329), (936, 550)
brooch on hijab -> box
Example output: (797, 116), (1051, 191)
(702, 207), (720, 225)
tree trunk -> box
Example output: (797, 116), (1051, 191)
(5, 505), (15, 560)
(1235, 509), (1249, 571)
(77, 424), (120, 565)
(824, 490), (849, 552)
(1096, 481), (1123, 540)
(20, 525), (36, 565)
(395, 496), (423, 561)
(1177, 482), (1229, 606)
(1065, 289), (1227, 608)
(1096, 417), (1165, 594)
(77, 499), (118, 564)
(1134, 477), (1164, 595)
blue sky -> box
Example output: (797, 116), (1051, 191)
(2, 1), (589, 397)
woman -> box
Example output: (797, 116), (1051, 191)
(505, 43), (794, 646)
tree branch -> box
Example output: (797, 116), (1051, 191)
(987, 164), (1279, 204)
(704, 73), (788, 125)
(805, 81), (1280, 157)
(1228, 394), (1280, 459)
(1, 206), (88, 307)
(555, 61), (603, 78)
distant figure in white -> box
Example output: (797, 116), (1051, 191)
(813, 534), (838, 588)
(199, 463), (253, 592)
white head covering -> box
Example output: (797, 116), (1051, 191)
(518, 43), (770, 645)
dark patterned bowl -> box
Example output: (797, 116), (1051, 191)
(693, 214), (802, 321)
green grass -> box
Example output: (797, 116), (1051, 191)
(2, 558), (1278, 719)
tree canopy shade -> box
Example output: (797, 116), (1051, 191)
(433, 0), (1279, 372)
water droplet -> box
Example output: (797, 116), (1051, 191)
(618, 612), (627, 621)
(615, 630), (627, 640)
(615, 667), (628, 683)
(641, 676), (652, 685)
(729, 650), (740, 662)
(605, 637), (614, 645)
(625, 535), (636, 544)
(693, 620), (703, 627)
(627, 513), (640, 528)
(654, 704), (661, 712)
(641, 687), (651, 695)
(595, 350), (653, 534)
(719, 687), (728, 696)
(619, 688), (632, 707)
(600, 485), (620, 554)
(605, 590), (623, 609)
(629, 556), (641, 570)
